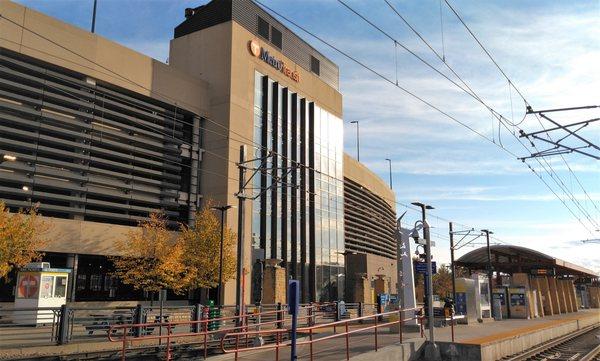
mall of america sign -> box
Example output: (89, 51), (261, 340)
(249, 40), (300, 83)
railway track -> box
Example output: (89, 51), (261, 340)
(503, 325), (600, 361)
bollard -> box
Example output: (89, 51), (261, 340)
(134, 304), (144, 337)
(358, 302), (363, 324)
(334, 301), (340, 322)
(57, 304), (70, 345)
(276, 302), (283, 329)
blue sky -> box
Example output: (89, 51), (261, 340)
(13, 0), (600, 273)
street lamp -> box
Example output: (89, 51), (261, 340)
(350, 121), (360, 161)
(410, 201), (440, 361)
(211, 204), (234, 306)
(385, 158), (392, 189)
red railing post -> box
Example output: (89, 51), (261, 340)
(275, 331), (280, 361)
(451, 313), (455, 343)
(165, 324), (172, 361)
(203, 318), (208, 360)
(399, 309), (403, 344)
(374, 315), (378, 351)
(309, 328), (314, 361)
(345, 322), (350, 360)
(121, 326), (127, 361)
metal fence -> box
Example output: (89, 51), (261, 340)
(0, 301), (368, 349)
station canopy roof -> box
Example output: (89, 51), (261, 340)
(456, 245), (598, 278)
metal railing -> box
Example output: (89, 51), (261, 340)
(107, 305), (319, 361)
(220, 306), (424, 361)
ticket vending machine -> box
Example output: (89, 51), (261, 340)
(508, 287), (528, 319)
(472, 273), (492, 320)
(14, 262), (71, 325)
(492, 287), (509, 319)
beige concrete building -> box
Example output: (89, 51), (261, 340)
(0, 0), (396, 304)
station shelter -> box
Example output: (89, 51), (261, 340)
(456, 245), (599, 319)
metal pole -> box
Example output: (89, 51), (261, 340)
(236, 145), (247, 326)
(449, 222), (456, 303)
(385, 158), (392, 189)
(217, 208), (225, 306)
(356, 121), (360, 161)
(423, 221), (434, 342)
(483, 229), (494, 317)
(91, 0), (98, 33)
(350, 121), (360, 161)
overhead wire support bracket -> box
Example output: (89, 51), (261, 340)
(518, 106), (600, 161)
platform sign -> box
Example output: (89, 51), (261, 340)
(415, 262), (437, 274)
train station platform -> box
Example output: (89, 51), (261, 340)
(211, 309), (600, 361)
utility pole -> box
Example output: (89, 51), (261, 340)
(212, 205), (233, 306)
(481, 229), (494, 318)
(411, 202), (440, 361)
(91, 0), (98, 33)
(350, 120), (360, 161)
(235, 146), (247, 326)
(385, 158), (393, 189)
(449, 222), (456, 303)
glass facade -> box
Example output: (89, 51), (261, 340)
(251, 71), (344, 302)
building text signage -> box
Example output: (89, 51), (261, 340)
(248, 40), (300, 83)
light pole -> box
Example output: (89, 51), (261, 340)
(211, 204), (233, 306)
(411, 201), (440, 361)
(350, 121), (360, 161)
(481, 229), (494, 317)
(385, 158), (392, 189)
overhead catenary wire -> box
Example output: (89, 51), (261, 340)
(254, 1), (598, 235)
(381, 0), (598, 232)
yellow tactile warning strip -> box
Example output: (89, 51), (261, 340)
(461, 313), (600, 345)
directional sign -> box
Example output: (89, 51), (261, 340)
(415, 262), (437, 275)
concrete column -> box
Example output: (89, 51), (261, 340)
(530, 278), (545, 317)
(559, 280), (572, 312)
(262, 260), (286, 304)
(589, 286), (600, 308)
(566, 280), (578, 312)
(548, 277), (563, 313)
(539, 277), (554, 316)
(66, 253), (78, 303)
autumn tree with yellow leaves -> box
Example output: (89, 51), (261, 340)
(111, 212), (190, 298)
(180, 199), (237, 290)
(0, 201), (48, 279)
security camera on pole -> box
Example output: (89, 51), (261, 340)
(411, 202), (441, 361)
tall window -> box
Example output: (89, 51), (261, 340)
(310, 56), (320, 76)
(271, 27), (282, 49)
(258, 16), (269, 39)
